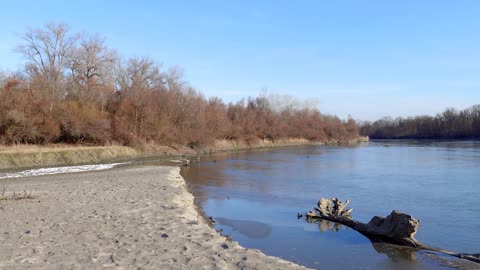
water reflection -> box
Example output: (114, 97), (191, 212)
(312, 219), (419, 262)
(183, 149), (303, 206)
(371, 243), (418, 262)
(316, 219), (345, 233)
(215, 217), (272, 239)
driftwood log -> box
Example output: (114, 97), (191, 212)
(306, 197), (480, 264)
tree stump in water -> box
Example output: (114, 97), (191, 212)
(307, 197), (421, 246)
(305, 197), (480, 264)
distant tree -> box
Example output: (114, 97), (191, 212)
(360, 106), (480, 139)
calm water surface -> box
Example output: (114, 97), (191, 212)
(181, 140), (480, 269)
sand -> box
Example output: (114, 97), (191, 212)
(0, 165), (308, 269)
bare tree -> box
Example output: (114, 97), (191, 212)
(165, 66), (185, 91)
(16, 23), (78, 115)
(114, 57), (166, 136)
(67, 33), (118, 94)
(261, 92), (319, 114)
(116, 57), (165, 92)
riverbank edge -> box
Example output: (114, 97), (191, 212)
(0, 136), (369, 171)
(170, 167), (310, 269)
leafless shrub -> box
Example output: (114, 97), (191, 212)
(0, 184), (6, 200)
(12, 190), (34, 200)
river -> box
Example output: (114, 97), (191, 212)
(181, 140), (480, 270)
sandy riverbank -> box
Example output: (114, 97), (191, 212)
(0, 165), (308, 269)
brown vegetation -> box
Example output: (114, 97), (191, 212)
(360, 106), (480, 139)
(0, 185), (33, 201)
(0, 23), (360, 148)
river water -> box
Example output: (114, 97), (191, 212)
(181, 140), (480, 270)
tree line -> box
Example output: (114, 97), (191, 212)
(359, 105), (480, 139)
(0, 23), (359, 147)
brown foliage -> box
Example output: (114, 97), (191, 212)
(57, 101), (110, 143)
(0, 79), (60, 144)
(0, 23), (360, 147)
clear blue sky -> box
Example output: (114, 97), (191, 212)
(1, 0), (479, 120)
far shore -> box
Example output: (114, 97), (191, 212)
(0, 137), (368, 171)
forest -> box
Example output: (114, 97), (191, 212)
(0, 23), (359, 148)
(360, 105), (480, 139)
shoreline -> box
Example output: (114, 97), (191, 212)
(170, 167), (309, 269)
(0, 165), (308, 269)
(0, 137), (368, 172)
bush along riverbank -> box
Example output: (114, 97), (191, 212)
(1, 23), (360, 149)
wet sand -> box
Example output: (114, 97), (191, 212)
(0, 166), (308, 269)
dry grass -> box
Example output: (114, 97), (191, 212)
(0, 143), (122, 153)
(212, 138), (313, 151)
(0, 145), (139, 170)
(0, 137), (367, 171)
(0, 184), (33, 201)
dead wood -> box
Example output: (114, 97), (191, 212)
(305, 197), (480, 264)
